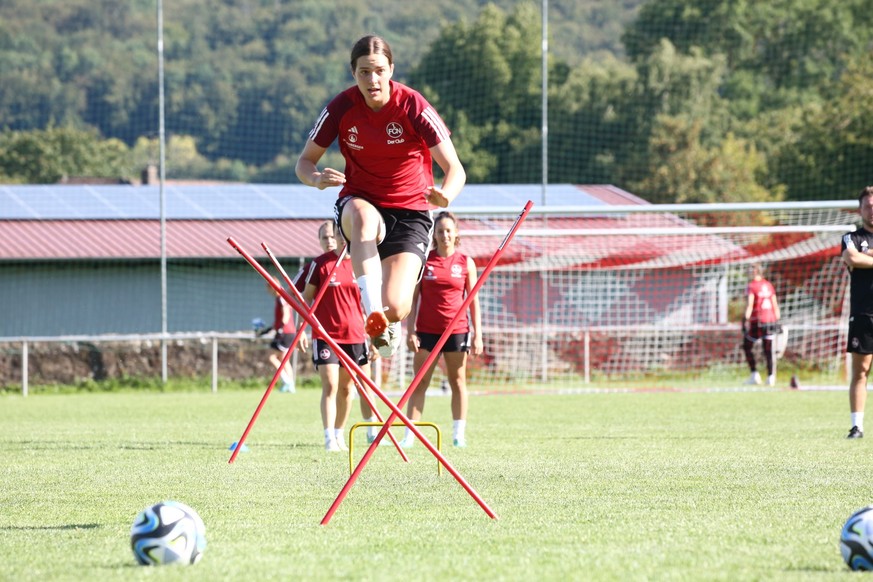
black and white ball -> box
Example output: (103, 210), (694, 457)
(840, 506), (873, 570)
(130, 501), (206, 566)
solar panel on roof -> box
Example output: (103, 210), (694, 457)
(0, 183), (604, 220)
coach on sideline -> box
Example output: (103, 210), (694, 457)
(841, 186), (873, 439)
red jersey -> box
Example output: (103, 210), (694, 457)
(308, 80), (450, 210)
(746, 278), (778, 323)
(273, 297), (293, 334)
(415, 251), (470, 334)
(304, 252), (366, 343)
(292, 261), (310, 294)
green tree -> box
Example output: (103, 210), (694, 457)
(623, 0), (873, 117)
(630, 116), (780, 205)
(131, 134), (255, 181)
(769, 51), (873, 200)
(614, 39), (731, 186)
(411, 3), (544, 182)
(0, 126), (131, 183)
(547, 55), (639, 184)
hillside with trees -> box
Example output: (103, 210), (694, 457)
(1, 0), (871, 202)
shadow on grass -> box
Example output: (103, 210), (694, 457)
(0, 523), (101, 531)
(3, 439), (326, 452)
(3, 440), (215, 450)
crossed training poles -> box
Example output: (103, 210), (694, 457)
(228, 244), (406, 464)
(227, 200), (532, 523)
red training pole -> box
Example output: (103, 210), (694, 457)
(227, 236), (500, 521)
(261, 243), (408, 460)
(228, 248), (348, 463)
(321, 200), (533, 524)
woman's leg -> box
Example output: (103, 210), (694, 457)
(402, 349), (438, 446)
(340, 198), (385, 315)
(443, 352), (469, 446)
(269, 351), (294, 389)
(381, 252), (423, 323)
(319, 364), (341, 451)
(333, 366), (355, 450)
(407, 349), (438, 420)
(354, 363), (381, 441)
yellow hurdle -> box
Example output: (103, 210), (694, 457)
(348, 421), (442, 476)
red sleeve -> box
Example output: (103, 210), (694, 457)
(308, 90), (354, 149)
(293, 262), (311, 293)
(402, 85), (450, 149)
(305, 255), (325, 290)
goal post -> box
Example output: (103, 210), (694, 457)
(385, 200), (857, 392)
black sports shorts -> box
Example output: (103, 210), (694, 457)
(416, 332), (470, 353)
(270, 331), (294, 351)
(334, 195), (433, 264)
(744, 321), (781, 342)
(847, 315), (873, 354)
(312, 339), (369, 369)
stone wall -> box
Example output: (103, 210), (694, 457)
(0, 338), (317, 387)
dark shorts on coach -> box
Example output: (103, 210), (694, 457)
(847, 315), (873, 354)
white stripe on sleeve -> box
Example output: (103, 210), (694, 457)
(421, 106), (450, 142)
(308, 108), (330, 140)
(844, 233), (857, 251)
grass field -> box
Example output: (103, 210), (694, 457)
(0, 385), (870, 581)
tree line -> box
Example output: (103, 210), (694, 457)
(1, 0), (871, 202)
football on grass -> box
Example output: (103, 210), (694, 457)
(840, 506), (873, 570)
(130, 501), (206, 566)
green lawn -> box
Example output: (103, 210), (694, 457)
(0, 386), (869, 581)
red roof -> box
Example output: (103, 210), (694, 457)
(0, 184), (643, 261)
(0, 219), (327, 260)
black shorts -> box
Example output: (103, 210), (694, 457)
(417, 332), (470, 353)
(335, 195), (433, 263)
(270, 331), (294, 351)
(847, 315), (873, 354)
(312, 339), (369, 369)
(744, 321), (781, 342)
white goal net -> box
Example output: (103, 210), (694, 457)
(383, 201), (857, 393)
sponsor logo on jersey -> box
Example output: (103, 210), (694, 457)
(451, 264), (464, 278)
(345, 125), (363, 150)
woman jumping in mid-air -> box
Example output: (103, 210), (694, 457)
(295, 34), (466, 358)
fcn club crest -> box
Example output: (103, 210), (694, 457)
(386, 122), (403, 139)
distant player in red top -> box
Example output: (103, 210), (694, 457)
(402, 212), (482, 448)
(742, 263), (781, 386)
(295, 34), (466, 360)
(253, 275), (296, 393)
(297, 221), (374, 452)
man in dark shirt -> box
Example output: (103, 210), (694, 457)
(841, 186), (873, 438)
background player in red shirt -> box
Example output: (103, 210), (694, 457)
(401, 212), (483, 447)
(253, 275), (297, 393)
(742, 263), (781, 386)
(295, 35), (466, 359)
(298, 221), (373, 452)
